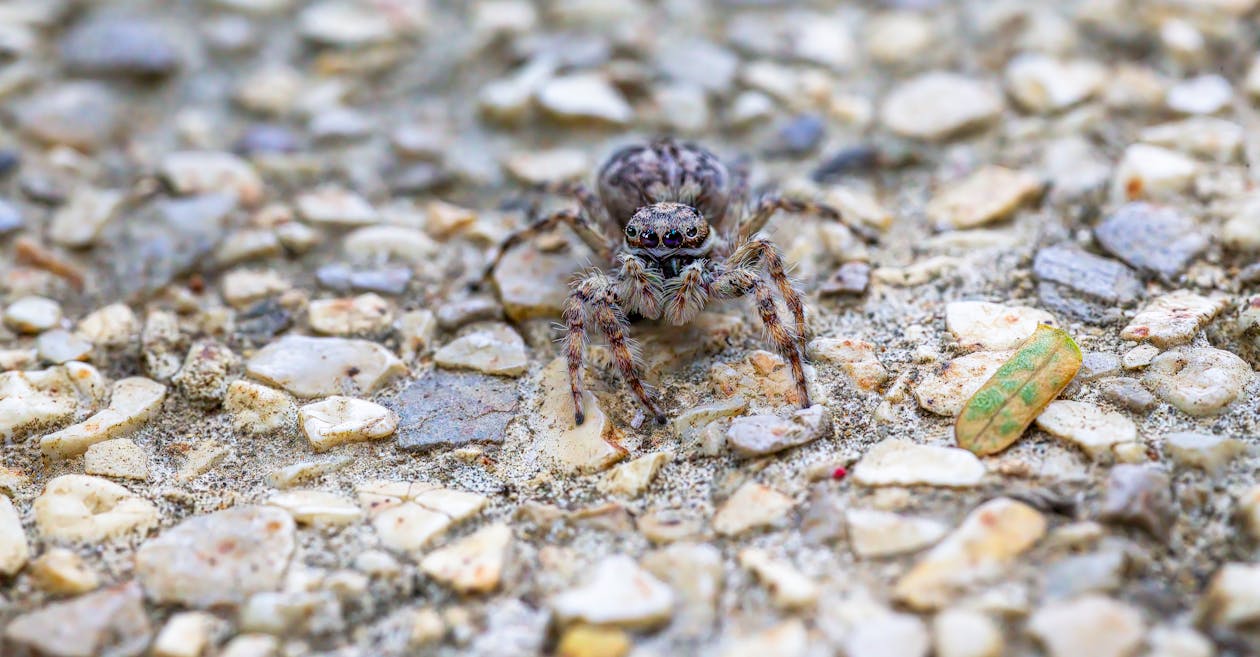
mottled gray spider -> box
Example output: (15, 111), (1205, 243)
(488, 138), (876, 426)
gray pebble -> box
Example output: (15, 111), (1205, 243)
(1099, 378), (1157, 413)
(0, 199), (23, 235)
(392, 370), (519, 451)
(316, 264), (411, 295)
(1099, 465), (1173, 541)
(1094, 203), (1209, 279)
(60, 16), (181, 78)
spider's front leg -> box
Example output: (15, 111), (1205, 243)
(711, 264), (812, 409)
(563, 272), (665, 426)
(727, 236), (809, 342)
(739, 194), (880, 245)
(483, 206), (615, 281)
(616, 253), (664, 320)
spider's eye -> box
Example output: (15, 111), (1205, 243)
(685, 227), (698, 237)
(625, 226), (637, 238)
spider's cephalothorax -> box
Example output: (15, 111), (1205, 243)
(488, 139), (876, 426)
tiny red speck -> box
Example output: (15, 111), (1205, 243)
(832, 467), (847, 480)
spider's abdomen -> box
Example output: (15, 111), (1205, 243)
(598, 139), (731, 226)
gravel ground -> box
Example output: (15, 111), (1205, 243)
(2, 1), (1260, 656)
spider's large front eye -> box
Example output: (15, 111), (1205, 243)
(625, 226), (637, 238)
(685, 227), (698, 237)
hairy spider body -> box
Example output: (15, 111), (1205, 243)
(489, 139), (874, 426)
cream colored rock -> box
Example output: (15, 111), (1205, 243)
(175, 440), (228, 482)
(0, 495), (28, 576)
(357, 480), (487, 553)
(1144, 347), (1252, 416)
(1112, 144), (1198, 202)
(296, 187), (379, 225)
(0, 365), (100, 441)
(308, 293), (394, 336)
(434, 324), (529, 376)
(1199, 562), (1260, 629)
(551, 555), (674, 628)
(135, 506), (295, 608)
(161, 151), (264, 205)
(806, 337), (888, 390)
(600, 452), (670, 498)
(4, 296), (62, 334)
(1005, 54), (1105, 113)
(881, 73), (1004, 141)
(1145, 626), (1214, 657)
(420, 523), (511, 594)
(719, 619), (808, 657)
(299, 396), (398, 452)
(3, 581), (151, 657)
(1035, 401), (1138, 460)
(534, 357), (628, 474)
(226, 379), (296, 434)
(1141, 116), (1244, 163)
(894, 498), (1046, 610)
(84, 438), (149, 480)
(738, 549), (818, 609)
(852, 439), (986, 488)
(76, 303), (139, 347)
(713, 482), (795, 536)
(503, 149), (588, 185)
(29, 547), (100, 595)
(246, 335), (405, 398)
(1240, 485), (1260, 541)
(933, 609), (1004, 657)
(343, 225), (438, 262)
(267, 490), (362, 526)
(847, 509), (949, 558)
(866, 11), (934, 65)
(1029, 595), (1145, 657)
(220, 634), (279, 657)
(1122, 344), (1160, 370)
(153, 611), (217, 657)
(844, 612), (931, 657)
(41, 377), (166, 459)
(537, 73), (634, 125)
(221, 269), (291, 308)
(927, 166), (1042, 229)
(945, 301), (1056, 351)
(49, 187), (125, 247)
(266, 455), (352, 489)
(915, 351), (1010, 416)
(34, 475), (158, 542)
(1120, 292), (1229, 348)
(641, 542), (723, 635)
(1164, 432), (1245, 474)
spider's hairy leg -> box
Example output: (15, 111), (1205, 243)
(728, 236), (808, 341)
(740, 194), (880, 245)
(616, 253), (664, 320)
(565, 272), (665, 426)
(539, 180), (617, 236)
(712, 266), (811, 409)
(483, 207), (615, 281)
(662, 260), (711, 326)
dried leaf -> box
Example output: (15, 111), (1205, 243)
(954, 324), (1082, 456)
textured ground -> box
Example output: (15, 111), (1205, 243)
(2, 1), (1260, 657)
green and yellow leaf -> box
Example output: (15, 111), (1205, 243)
(954, 324), (1082, 456)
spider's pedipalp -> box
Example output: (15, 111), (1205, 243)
(662, 260), (710, 326)
(616, 253), (664, 320)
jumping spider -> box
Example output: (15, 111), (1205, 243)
(488, 138), (876, 426)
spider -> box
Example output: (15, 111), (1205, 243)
(487, 138), (876, 426)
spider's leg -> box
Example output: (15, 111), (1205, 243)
(484, 207), (615, 280)
(713, 154), (751, 242)
(662, 260), (710, 326)
(739, 194), (880, 245)
(539, 180), (620, 238)
(712, 266), (811, 409)
(728, 236), (808, 342)
(616, 253), (664, 320)
(566, 272), (664, 426)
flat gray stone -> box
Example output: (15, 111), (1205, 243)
(1094, 203), (1209, 278)
(1032, 245), (1142, 304)
(392, 370), (519, 451)
(105, 194), (235, 300)
(60, 15), (181, 78)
